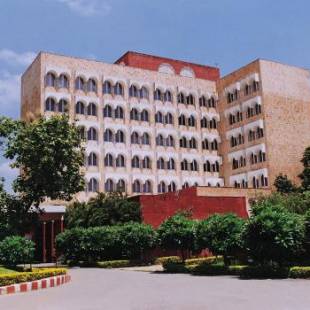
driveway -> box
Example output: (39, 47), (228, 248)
(0, 268), (309, 310)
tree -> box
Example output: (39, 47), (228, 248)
(304, 210), (310, 259)
(299, 146), (310, 190)
(157, 214), (196, 261)
(0, 115), (85, 210)
(196, 213), (245, 265)
(274, 174), (296, 194)
(242, 206), (305, 266)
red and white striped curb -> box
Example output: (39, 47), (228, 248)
(0, 274), (71, 295)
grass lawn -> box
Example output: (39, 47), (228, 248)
(0, 266), (18, 274)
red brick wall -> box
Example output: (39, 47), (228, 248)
(115, 51), (220, 81)
(137, 187), (248, 228)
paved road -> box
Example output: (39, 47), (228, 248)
(1, 268), (310, 310)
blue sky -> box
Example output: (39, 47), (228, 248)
(0, 0), (309, 190)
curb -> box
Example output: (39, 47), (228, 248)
(0, 274), (71, 295)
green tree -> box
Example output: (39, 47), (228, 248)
(304, 210), (310, 259)
(157, 214), (196, 261)
(274, 174), (296, 194)
(299, 146), (310, 190)
(243, 206), (305, 266)
(196, 213), (245, 265)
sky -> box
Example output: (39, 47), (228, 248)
(0, 0), (309, 190)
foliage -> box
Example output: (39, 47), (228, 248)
(185, 256), (222, 266)
(0, 268), (67, 286)
(242, 206), (305, 265)
(289, 266), (310, 279)
(161, 256), (187, 273)
(0, 236), (35, 267)
(299, 146), (310, 190)
(196, 214), (245, 265)
(274, 174), (297, 194)
(96, 260), (133, 269)
(304, 210), (310, 257)
(65, 192), (141, 228)
(157, 214), (196, 261)
(154, 256), (181, 265)
(239, 265), (289, 279)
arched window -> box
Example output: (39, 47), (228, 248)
(211, 139), (218, 150)
(178, 114), (186, 126)
(87, 127), (98, 141)
(181, 159), (188, 171)
(141, 110), (149, 122)
(105, 179), (114, 192)
(180, 136), (187, 148)
(75, 76), (85, 91)
(187, 94), (195, 105)
(178, 93), (185, 104)
(87, 103), (97, 116)
(130, 108), (139, 121)
(154, 89), (162, 101)
(131, 132), (140, 144)
(156, 134), (164, 146)
(165, 113), (173, 125)
(114, 82), (123, 96)
(58, 99), (67, 113)
(189, 137), (197, 149)
(157, 157), (165, 169)
(155, 111), (163, 123)
(202, 139), (209, 150)
(58, 74), (69, 89)
(132, 180), (141, 193)
(104, 129), (114, 142)
(104, 153), (114, 167)
(142, 156), (151, 169)
(78, 126), (86, 140)
(210, 118), (217, 129)
(115, 130), (125, 143)
(87, 79), (97, 93)
(188, 115), (196, 127)
(116, 179), (126, 192)
(45, 97), (56, 111)
(129, 85), (139, 98)
(166, 135), (174, 147)
(183, 182), (189, 189)
(158, 181), (166, 193)
(164, 90), (172, 102)
(191, 160), (198, 171)
(76, 101), (85, 114)
(167, 158), (175, 170)
(87, 152), (97, 166)
(143, 180), (152, 193)
(140, 87), (149, 99)
(199, 96), (207, 107)
(168, 182), (176, 192)
(114, 106), (124, 119)
(103, 105), (113, 118)
(103, 81), (112, 94)
(116, 154), (125, 167)
(45, 72), (56, 87)
(201, 117), (208, 128)
(204, 160), (211, 172)
(215, 161), (220, 172)
(88, 178), (98, 192)
(208, 97), (216, 108)
(141, 132), (150, 145)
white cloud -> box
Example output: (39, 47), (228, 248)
(56, 0), (111, 17)
(0, 49), (36, 67)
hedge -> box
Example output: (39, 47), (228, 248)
(289, 266), (310, 279)
(185, 256), (223, 266)
(154, 256), (181, 265)
(239, 266), (289, 279)
(0, 268), (67, 286)
(96, 260), (133, 269)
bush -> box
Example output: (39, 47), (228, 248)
(0, 236), (35, 267)
(191, 263), (229, 276)
(0, 268), (67, 286)
(154, 256), (181, 265)
(162, 256), (187, 273)
(185, 256), (222, 266)
(96, 260), (132, 269)
(239, 265), (289, 279)
(289, 266), (310, 279)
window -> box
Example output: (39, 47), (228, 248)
(45, 72), (56, 87)
(130, 108), (139, 121)
(180, 137), (187, 148)
(78, 126), (86, 140)
(199, 96), (207, 107)
(129, 85), (139, 98)
(189, 137), (197, 149)
(178, 114), (186, 126)
(87, 127), (98, 141)
(155, 111), (163, 124)
(191, 160), (198, 171)
(87, 103), (97, 116)
(183, 182), (189, 189)
(76, 101), (85, 114)
(211, 139), (218, 150)
(208, 97), (216, 108)
(104, 153), (114, 167)
(105, 179), (114, 192)
(181, 159), (188, 171)
(156, 134), (164, 146)
(167, 158), (175, 170)
(164, 90), (172, 102)
(143, 180), (152, 193)
(168, 182), (176, 192)
(140, 87), (149, 99)
(58, 74), (69, 89)
(187, 94), (195, 105)
(115, 130), (125, 143)
(88, 178), (98, 192)
(116, 179), (126, 192)
(75, 77), (85, 91)
(214, 161), (220, 172)
(103, 81), (112, 94)
(253, 81), (260, 92)
(154, 89), (162, 101)
(210, 118), (217, 129)
(158, 181), (166, 193)
(157, 158), (165, 170)
(132, 180), (141, 193)
(141, 132), (150, 145)
(58, 99), (67, 113)
(104, 129), (114, 142)
(131, 132), (140, 144)
(178, 93), (185, 104)
(114, 82), (123, 96)
(188, 115), (196, 127)
(115, 106), (124, 119)
(201, 117), (208, 128)
(45, 97), (56, 111)
(142, 156), (151, 169)
(202, 139), (209, 150)
(103, 105), (113, 118)
(88, 152), (97, 166)
(165, 113), (173, 125)
(141, 110), (149, 122)
(87, 79), (97, 93)
(166, 135), (174, 147)
(116, 154), (125, 167)
(203, 160), (211, 172)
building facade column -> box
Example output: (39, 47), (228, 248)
(42, 222), (46, 263)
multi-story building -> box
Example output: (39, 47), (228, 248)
(21, 52), (310, 200)
(21, 51), (224, 200)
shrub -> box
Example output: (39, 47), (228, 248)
(162, 256), (187, 273)
(185, 256), (222, 266)
(289, 266), (310, 279)
(274, 174), (297, 194)
(96, 260), (132, 269)
(196, 214), (245, 265)
(0, 236), (35, 267)
(191, 263), (229, 276)
(239, 265), (289, 279)
(157, 214), (196, 261)
(0, 268), (67, 286)
(154, 256), (181, 265)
